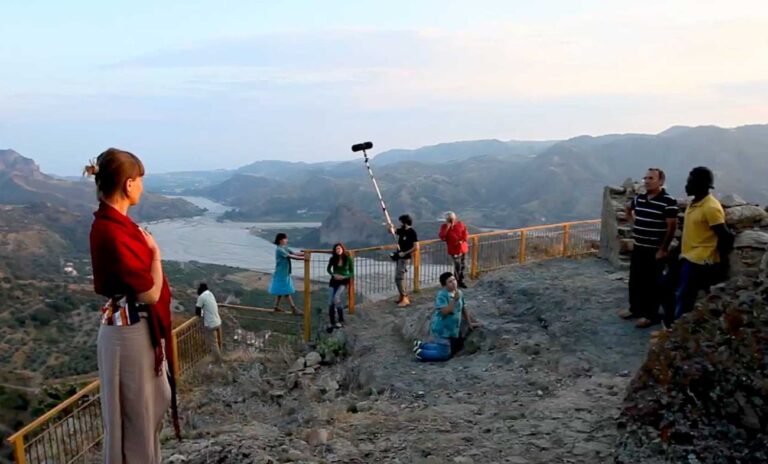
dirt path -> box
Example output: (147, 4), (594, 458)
(165, 257), (652, 463)
(333, 257), (649, 463)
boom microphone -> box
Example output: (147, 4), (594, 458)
(351, 142), (373, 152)
(352, 140), (401, 253)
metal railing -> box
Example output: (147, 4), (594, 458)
(6, 381), (102, 464)
(6, 219), (599, 463)
(6, 317), (211, 464)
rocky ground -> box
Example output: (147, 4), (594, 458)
(163, 257), (654, 463)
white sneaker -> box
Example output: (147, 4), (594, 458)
(334, 322), (343, 329)
(412, 340), (422, 353)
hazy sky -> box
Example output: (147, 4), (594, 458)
(1, 0), (767, 175)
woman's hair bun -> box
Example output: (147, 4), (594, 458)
(83, 159), (99, 177)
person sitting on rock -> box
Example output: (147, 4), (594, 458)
(617, 168), (679, 328)
(413, 272), (480, 362)
(668, 166), (734, 323)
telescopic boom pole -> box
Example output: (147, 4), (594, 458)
(352, 141), (400, 250)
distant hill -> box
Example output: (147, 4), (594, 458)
(142, 169), (233, 194)
(0, 149), (206, 221)
(373, 139), (556, 165)
(146, 138), (557, 195)
(186, 124), (768, 229)
(284, 203), (484, 249)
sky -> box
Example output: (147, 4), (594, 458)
(1, 0), (767, 175)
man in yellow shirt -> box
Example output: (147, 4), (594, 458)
(672, 166), (734, 322)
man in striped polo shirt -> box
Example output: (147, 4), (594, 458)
(618, 168), (679, 328)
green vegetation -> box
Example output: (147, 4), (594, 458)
(316, 334), (347, 359)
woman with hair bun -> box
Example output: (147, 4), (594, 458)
(85, 148), (179, 463)
(269, 232), (305, 313)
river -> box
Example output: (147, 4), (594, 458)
(142, 196), (319, 272)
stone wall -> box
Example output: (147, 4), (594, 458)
(599, 179), (644, 268)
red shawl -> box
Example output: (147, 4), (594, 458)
(90, 202), (180, 439)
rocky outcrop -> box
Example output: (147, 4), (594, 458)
(614, 191), (768, 463)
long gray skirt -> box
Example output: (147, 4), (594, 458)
(98, 319), (171, 464)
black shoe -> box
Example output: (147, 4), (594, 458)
(458, 282), (468, 289)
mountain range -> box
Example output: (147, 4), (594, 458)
(0, 149), (205, 222)
(167, 124), (768, 229)
(4, 123), (768, 241)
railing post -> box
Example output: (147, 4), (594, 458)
(303, 251), (312, 342)
(171, 330), (180, 381)
(519, 230), (527, 264)
(562, 223), (571, 256)
(348, 251), (356, 314)
(412, 245), (421, 293)
(470, 235), (479, 279)
(11, 436), (25, 464)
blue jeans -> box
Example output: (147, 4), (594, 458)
(416, 338), (452, 362)
(328, 284), (347, 325)
(674, 259), (714, 321)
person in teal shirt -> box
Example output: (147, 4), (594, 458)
(413, 272), (480, 362)
(268, 232), (305, 313)
(326, 242), (354, 330)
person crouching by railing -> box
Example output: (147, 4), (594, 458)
(269, 232), (306, 313)
(387, 214), (418, 307)
(196, 283), (223, 366)
(412, 272), (481, 362)
(85, 148), (180, 464)
(326, 243), (354, 331)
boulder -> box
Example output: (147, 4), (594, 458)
(734, 230), (768, 249)
(622, 178), (638, 192)
(317, 374), (340, 394)
(289, 357), (306, 372)
(725, 205), (768, 228)
(720, 193), (747, 208)
(608, 185), (626, 195)
(305, 351), (322, 367)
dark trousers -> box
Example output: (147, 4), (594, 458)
(674, 259), (715, 321)
(659, 262), (680, 328)
(451, 253), (466, 284)
(628, 247), (665, 322)
(328, 284), (347, 325)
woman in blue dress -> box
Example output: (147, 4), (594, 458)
(269, 232), (305, 313)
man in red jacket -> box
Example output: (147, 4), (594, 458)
(439, 211), (469, 288)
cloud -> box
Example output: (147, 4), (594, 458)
(95, 9), (768, 111)
(112, 30), (439, 70)
(3, 2), (767, 174)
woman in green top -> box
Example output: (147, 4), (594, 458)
(327, 243), (354, 330)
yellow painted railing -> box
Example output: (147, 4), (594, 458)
(5, 317), (211, 464)
(5, 219), (599, 463)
